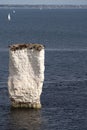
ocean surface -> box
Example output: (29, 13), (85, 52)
(0, 9), (87, 130)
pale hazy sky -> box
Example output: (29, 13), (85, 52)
(0, 0), (87, 5)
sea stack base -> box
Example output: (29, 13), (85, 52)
(8, 43), (45, 109)
(11, 101), (41, 109)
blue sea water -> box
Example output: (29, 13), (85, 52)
(0, 9), (87, 130)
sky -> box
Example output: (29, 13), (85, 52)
(0, 0), (87, 5)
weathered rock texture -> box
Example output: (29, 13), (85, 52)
(8, 44), (45, 109)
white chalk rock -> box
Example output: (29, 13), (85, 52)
(8, 44), (45, 108)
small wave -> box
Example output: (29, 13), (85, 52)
(45, 48), (87, 52)
(44, 79), (87, 84)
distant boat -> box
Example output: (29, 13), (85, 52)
(40, 7), (42, 10)
(13, 10), (15, 13)
(8, 13), (11, 21)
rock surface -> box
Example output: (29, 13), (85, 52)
(8, 43), (45, 108)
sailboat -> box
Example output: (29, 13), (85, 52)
(8, 13), (11, 21)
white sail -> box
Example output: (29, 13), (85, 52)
(8, 13), (11, 21)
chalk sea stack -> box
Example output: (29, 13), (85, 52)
(8, 43), (45, 109)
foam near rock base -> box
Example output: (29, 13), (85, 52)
(8, 43), (45, 109)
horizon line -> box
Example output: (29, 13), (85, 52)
(0, 4), (87, 5)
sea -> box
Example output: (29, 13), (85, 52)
(0, 8), (87, 130)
